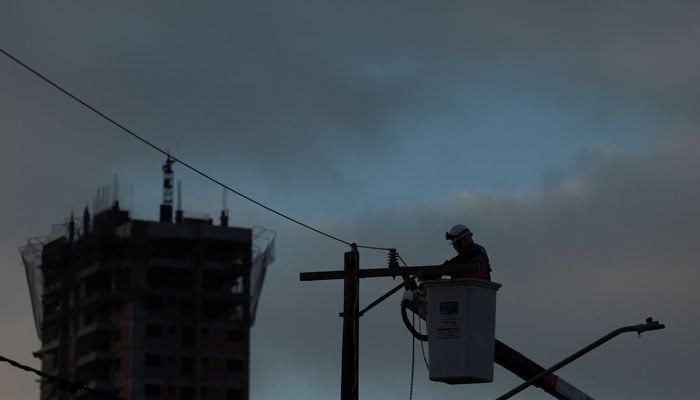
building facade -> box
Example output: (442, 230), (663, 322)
(21, 163), (274, 400)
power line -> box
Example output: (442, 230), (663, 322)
(398, 252), (429, 371)
(0, 354), (127, 400)
(0, 46), (396, 251)
(409, 312), (416, 400)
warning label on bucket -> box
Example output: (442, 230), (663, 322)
(436, 317), (460, 339)
(436, 301), (461, 339)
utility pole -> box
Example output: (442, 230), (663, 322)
(340, 244), (359, 400)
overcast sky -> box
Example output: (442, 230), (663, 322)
(1, 1), (699, 399)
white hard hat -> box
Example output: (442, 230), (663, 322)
(445, 224), (473, 243)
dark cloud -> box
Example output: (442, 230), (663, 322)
(2, 1), (697, 213)
(5, 1), (698, 171)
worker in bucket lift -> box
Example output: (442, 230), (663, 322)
(442, 224), (492, 281)
(418, 224), (492, 281)
(402, 224), (491, 321)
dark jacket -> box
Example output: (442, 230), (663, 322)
(444, 242), (492, 280)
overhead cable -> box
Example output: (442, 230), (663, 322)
(409, 312), (416, 400)
(0, 354), (126, 400)
(0, 46), (397, 251)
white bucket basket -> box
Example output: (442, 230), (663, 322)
(424, 278), (501, 384)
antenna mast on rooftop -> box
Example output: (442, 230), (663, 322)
(160, 155), (175, 223)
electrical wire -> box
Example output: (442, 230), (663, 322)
(398, 252), (429, 371)
(409, 312), (416, 400)
(418, 318), (429, 370)
(0, 354), (126, 400)
(0, 46), (398, 252)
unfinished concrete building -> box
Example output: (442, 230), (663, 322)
(20, 159), (275, 400)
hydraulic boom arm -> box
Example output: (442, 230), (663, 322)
(495, 340), (593, 400)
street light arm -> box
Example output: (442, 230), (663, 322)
(495, 318), (665, 400)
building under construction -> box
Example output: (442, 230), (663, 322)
(20, 158), (275, 400)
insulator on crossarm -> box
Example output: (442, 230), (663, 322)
(388, 249), (399, 269)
